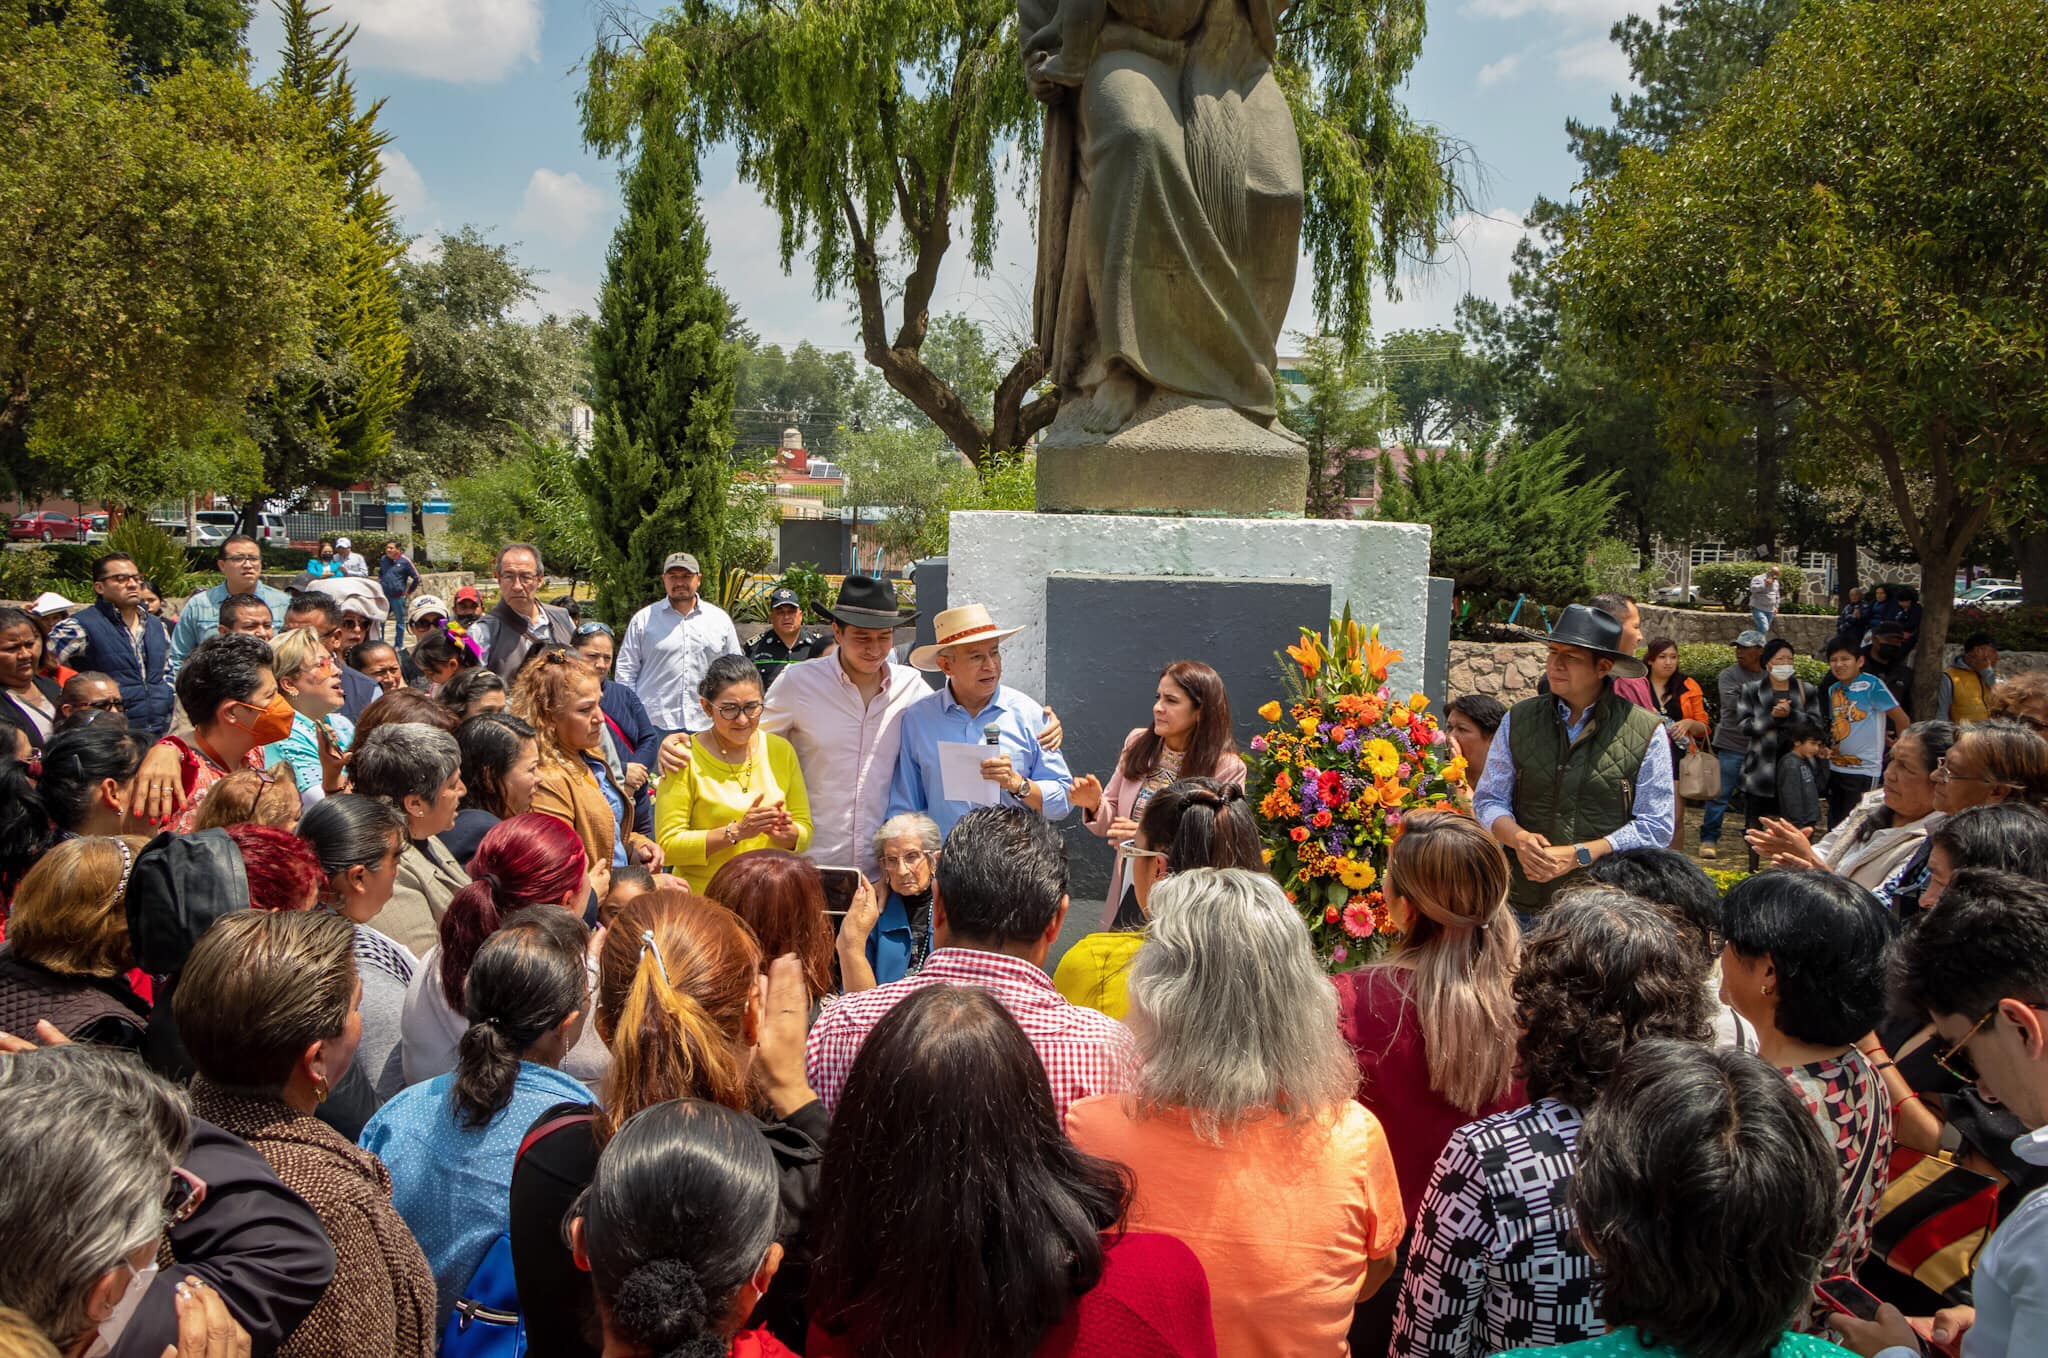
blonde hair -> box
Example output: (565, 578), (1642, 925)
(268, 625), (328, 682)
(509, 651), (603, 771)
(0, 1305), (59, 1358)
(593, 886), (761, 1147)
(1381, 811), (1522, 1114)
(7, 837), (148, 977)
(191, 766), (302, 830)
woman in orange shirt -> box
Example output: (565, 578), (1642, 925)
(1067, 867), (1404, 1357)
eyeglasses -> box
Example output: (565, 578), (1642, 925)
(164, 1167), (207, 1227)
(97, 573), (141, 585)
(1935, 1002), (2048, 1084)
(79, 697), (125, 712)
(713, 701), (765, 721)
(1934, 757), (2015, 790)
(498, 570), (540, 584)
(221, 555), (262, 565)
(1114, 840), (1169, 863)
(878, 851), (929, 872)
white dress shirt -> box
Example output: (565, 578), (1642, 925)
(761, 654), (931, 875)
(614, 595), (742, 731)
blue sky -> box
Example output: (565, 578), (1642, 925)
(249, 0), (1641, 351)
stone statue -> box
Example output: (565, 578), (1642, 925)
(1023, 0), (1309, 516)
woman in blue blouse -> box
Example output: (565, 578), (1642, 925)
(360, 905), (592, 1327)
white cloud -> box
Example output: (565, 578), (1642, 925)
(377, 148), (430, 226)
(515, 169), (609, 246)
(319, 0), (542, 83)
(520, 273), (601, 324)
(1476, 54), (1521, 88)
(1554, 36), (1634, 90)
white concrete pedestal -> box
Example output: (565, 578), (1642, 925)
(947, 511), (1433, 697)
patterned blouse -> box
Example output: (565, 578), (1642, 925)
(1391, 1098), (1601, 1357)
(1782, 1050), (1893, 1281)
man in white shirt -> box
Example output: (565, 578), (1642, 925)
(614, 551), (741, 732)
(335, 536), (370, 578)
(1833, 869), (2048, 1358)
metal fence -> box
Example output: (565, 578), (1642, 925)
(284, 510), (389, 544)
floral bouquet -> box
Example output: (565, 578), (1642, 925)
(1247, 610), (1470, 972)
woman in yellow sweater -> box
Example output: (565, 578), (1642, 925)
(655, 653), (811, 891)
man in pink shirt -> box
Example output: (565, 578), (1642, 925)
(807, 806), (1134, 1117)
(760, 576), (929, 877)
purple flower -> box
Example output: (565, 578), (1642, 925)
(1250, 736), (1268, 752)
(1331, 944), (1350, 964)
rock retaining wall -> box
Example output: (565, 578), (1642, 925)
(1636, 602), (1836, 652)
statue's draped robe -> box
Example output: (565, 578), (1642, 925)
(1028, 0), (1301, 422)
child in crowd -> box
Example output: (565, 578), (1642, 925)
(1826, 633), (1909, 827)
(599, 863), (657, 928)
(1776, 717), (1830, 840)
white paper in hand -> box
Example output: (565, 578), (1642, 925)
(939, 741), (1002, 806)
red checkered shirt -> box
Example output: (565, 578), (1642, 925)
(806, 948), (1135, 1118)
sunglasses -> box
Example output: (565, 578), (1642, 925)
(79, 697), (125, 712)
(1935, 1001), (2048, 1084)
(1114, 840), (1169, 864)
(165, 1167), (207, 1227)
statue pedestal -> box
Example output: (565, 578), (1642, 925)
(1033, 395), (1309, 518)
(947, 509), (1432, 951)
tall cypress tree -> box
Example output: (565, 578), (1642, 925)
(582, 118), (735, 626)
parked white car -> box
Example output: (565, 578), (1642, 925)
(1965, 585), (2026, 610)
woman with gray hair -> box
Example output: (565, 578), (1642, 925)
(348, 722), (470, 958)
(0, 1044), (240, 1356)
(838, 811), (943, 990)
(1066, 867), (1404, 1357)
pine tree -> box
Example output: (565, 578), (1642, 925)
(581, 117), (736, 626)
(246, 0), (411, 535)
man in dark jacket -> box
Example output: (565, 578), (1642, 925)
(44, 552), (173, 737)
(745, 587), (831, 691)
(469, 543), (575, 678)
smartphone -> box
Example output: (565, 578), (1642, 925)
(1814, 1275), (1883, 1322)
(817, 866), (863, 918)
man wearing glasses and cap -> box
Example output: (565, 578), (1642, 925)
(614, 551), (743, 733)
(743, 586), (829, 692)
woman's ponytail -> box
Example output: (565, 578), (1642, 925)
(611, 1259), (726, 1358)
(450, 906), (589, 1127)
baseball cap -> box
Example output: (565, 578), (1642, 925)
(1735, 629), (1768, 648)
(768, 587), (801, 610)
(454, 585), (482, 603)
(410, 594), (448, 622)
(29, 590), (75, 617)
(335, 537), (352, 549)
(662, 552), (701, 574)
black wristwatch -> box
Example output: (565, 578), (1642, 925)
(1574, 844), (1594, 868)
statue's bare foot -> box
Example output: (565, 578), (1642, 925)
(1077, 368), (1147, 435)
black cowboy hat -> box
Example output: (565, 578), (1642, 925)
(824, 575), (917, 630)
(1508, 603), (1648, 678)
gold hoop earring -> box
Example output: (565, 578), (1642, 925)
(312, 1074), (330, 1103)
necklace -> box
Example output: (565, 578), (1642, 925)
(708, 731), (755, 791)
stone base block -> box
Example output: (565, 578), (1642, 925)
(1034, 395), (1309, 518)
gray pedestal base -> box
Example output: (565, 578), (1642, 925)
(1033, 396), (1309, 518)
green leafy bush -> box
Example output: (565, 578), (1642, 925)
(1691, 561), (1810, 610)
(0, 548), (57, 601)
(1588, 538), (1668, 599)
(776, 563), (836, 623)
(104, 518), (201, 596)
(1950, 604), (2048, 651)
(1674, 643), (1829, 726)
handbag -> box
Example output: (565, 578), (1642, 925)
(1869, 1146), (2000, 1303)
(1677, 747), (1722, 801)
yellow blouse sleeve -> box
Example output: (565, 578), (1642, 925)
(771, 735), (812, 854)
(655, 765), (712, 867)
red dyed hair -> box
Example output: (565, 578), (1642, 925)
(226, 823), (326, 913)
(703, 849), (835, 1000)
(439, 811), (589, 1011)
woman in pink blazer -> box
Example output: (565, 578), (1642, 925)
(1070, 660), (1247, 927)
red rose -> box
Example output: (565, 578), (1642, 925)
(1324, 906), (1340, 923)
(1289, 826), (1309, 843)
(1312, 809), (1333, 828)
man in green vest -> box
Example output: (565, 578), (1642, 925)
(1472, 603), (1677, 914)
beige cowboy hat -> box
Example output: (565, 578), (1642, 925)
(909, 603), (1023, 672)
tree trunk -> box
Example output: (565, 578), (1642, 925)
(411, 502), (431, 567)
(2012, 527), (2048, 606)
(1912, 547), (1964, 720)
(1751, 386), (1783, 557)
(1835, 529), (1860, 597)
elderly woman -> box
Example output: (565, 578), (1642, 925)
(1066, 868), (1402, 1356)
(0, 837), (151, 1048)
(268, 627), (354, 805)
(860, 811), (942, 986)
(0, 1044), (238, 1356)
(348, 723), (470, 959)
(1718, 870), (1895, 1292)
(1749, 720), (1958, 890)
(175, 910), (438, 1358)
(1391, 888), (1715, 1356)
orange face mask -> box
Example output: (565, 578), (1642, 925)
(231, 692), (298, 746)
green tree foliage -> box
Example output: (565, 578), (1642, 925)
(1, 0), (340, 499)
(448, 428), (599, 579)
(720, 445), (779, 578)
(841, 425), (974, 562)
(1375, 431), (1619, 604)
(1378, 328), (1499, 450)
(733, 340), (871, 462)
(389, 227), (585, 490)
(581, 0), (1463, 464)
(1276, 335), (1390, 519)
(1560, 0), (2048, 714)
(581, 119), (738, 626)
(242, 0), (412, 527)
(37, 0), (252, 83)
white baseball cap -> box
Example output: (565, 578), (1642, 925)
(29, 591), (76, 617)
(335, 537), (352, 549)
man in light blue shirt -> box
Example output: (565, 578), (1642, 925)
(166, 535), (291, 672)
(614, 551), (741, 732)
(886, 603), (1071, 839)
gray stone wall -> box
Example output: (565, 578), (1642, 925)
(1636, 603), (1836, 652)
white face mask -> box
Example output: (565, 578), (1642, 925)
(84, 1260), (159, 1358)
(1770, 664), (1796, 681)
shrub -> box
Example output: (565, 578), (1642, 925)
(102, 518), (200, 596)
(1674, 643), (1828, 727)
(1950, 604), (2048, 651)
(1691, 561), (1810, 609)
(0, 547), (56, 601)
(776, 563), (835, 623)
(1588, 537), (1669, 600)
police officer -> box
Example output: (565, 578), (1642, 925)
(744, 586), (830, 691)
